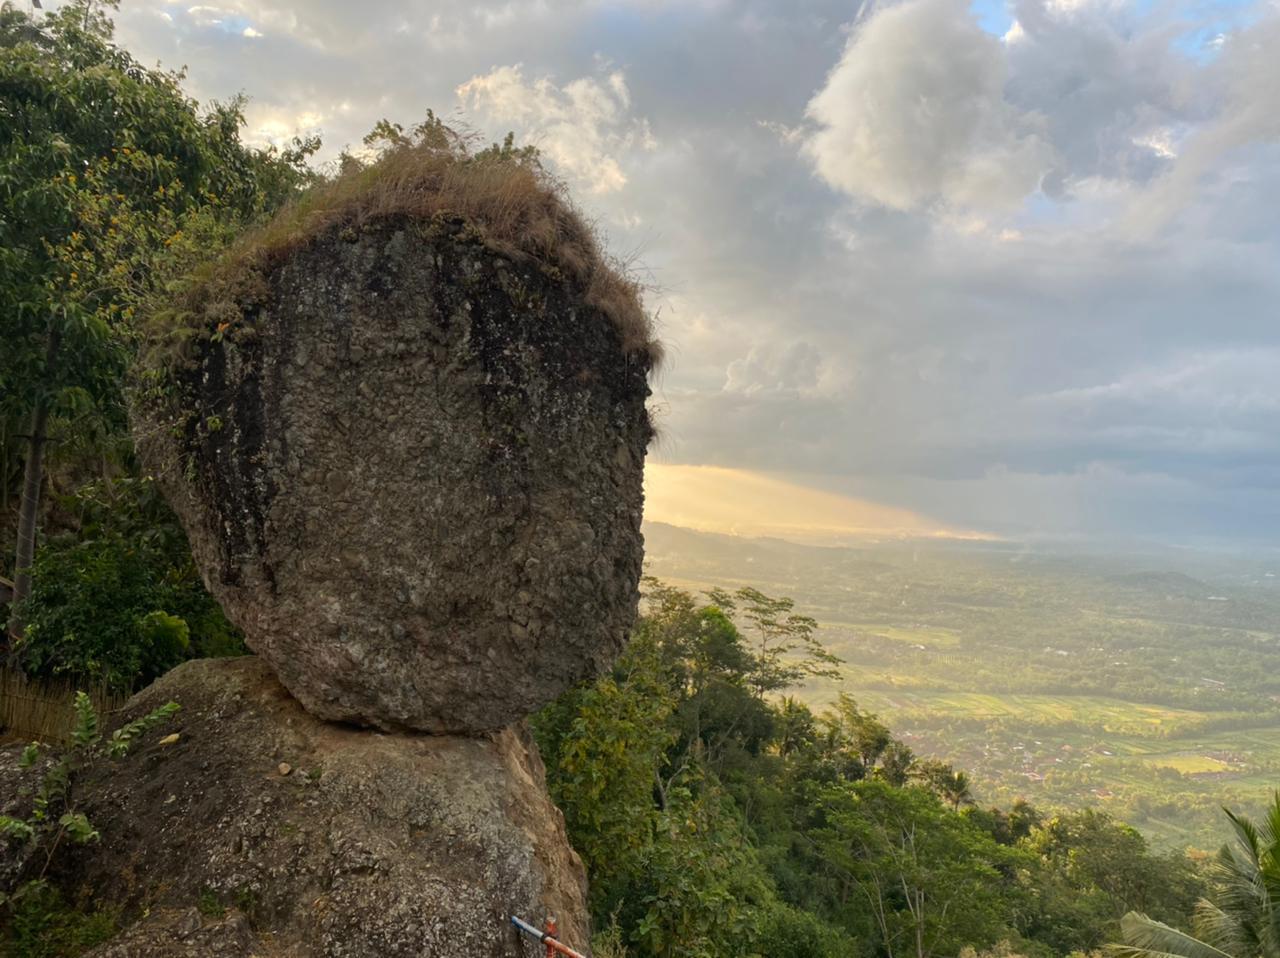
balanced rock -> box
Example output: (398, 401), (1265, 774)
(135, 200), (657, 731)
(35, 658), (592, 957)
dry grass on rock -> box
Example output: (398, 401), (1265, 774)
(150, 120), (661, 368)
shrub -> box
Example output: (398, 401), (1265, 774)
(0, 693), (175, 956)
(753, 904), (845, 958)
(2, 881), (117, 958)
(14, 478), (242, 692)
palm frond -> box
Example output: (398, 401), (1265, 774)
(1260, 792), (1280, 857)
(1111, 912), (1237, 958)
(1193, 899), (1253, 958)
(1212, 842), (1266, 919)
(1225, 808), (1263, 872)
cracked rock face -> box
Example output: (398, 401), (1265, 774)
(134, 218), (653, 732)
(46, 658), (593, 957)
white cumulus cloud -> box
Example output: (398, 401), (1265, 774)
(803, 0), (1053, 214)
(457, 64), (655, 194)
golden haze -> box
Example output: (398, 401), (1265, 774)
(643, 463), (995, 545)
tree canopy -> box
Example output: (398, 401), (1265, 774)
(534, 579), (1206, 958)
(0, 0), (313, 642)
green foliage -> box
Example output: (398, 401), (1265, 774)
(916, 759), (976, 810)
(754, 903), (846, 958)
(0, 0), (315, 429)
(1028, 810), (1201, 925)
(549, 636), (679, 923)
(68, 692), (98, 749)
(1112, 792), (1280, 958)
(0, 817), (34, 842)
(196, 888), (224, 919)
(703, 585), (840, 697)
(0, 881), (118, 958)
(1, 0), (314, 639)
(591, 921), (630, 958)
(634, 781), (775, 957)
(538, 579), (1209, 958)
(105, 700), (179, 758)
(13, 477), (243, 691)
(53, 814), (96, 846)
(813, 779), (1024, 958)
(0, 692), (178, 887)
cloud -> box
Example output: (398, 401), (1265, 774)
(1125, 16), (1280, 235)
(186, 5), (226, 28)
(804, 0), (1054, 213)
(98, 0), (1280, 542)
(804, 0), (1280, 227)
(457, 64), (655, 194)
(1037, 349), (1280, 415)
(723, 341), (853, 399)
(1003, 0), (1195, 198)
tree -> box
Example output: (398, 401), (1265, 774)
(705, 586), (841, 697)
(0, 0), (314, 641)
(545, 633), (679, 922)
(775, 697), (818, 759)
(813, 780), (1024, 958)
(1031, 809), (1199, 922)
(915, 760), (976, 811)
(878, 741), (917, 788)
(16, 476), (243, 690)
(822, 693), (893, 774)
(1113, 793), (1280, 958)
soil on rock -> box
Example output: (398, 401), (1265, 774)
(133, 217), (653, 732)
(42, 657), (590, 958)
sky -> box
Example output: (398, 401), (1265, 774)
(76, 0), (1280, 544)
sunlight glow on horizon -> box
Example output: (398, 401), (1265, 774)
(643, 464), (997, 545)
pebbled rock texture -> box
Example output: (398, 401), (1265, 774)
(30, 657), (592, 957)
(133, 217), (653, 732)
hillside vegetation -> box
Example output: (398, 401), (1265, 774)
(533, 578), (1207, 956)
(644, 521), (1280, 849)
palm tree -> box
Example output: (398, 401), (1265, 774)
(940, 770), (974, 811)
(1112, 792), (1280, 958)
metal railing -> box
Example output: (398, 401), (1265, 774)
(511, 915), (587, 958)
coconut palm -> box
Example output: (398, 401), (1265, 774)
(1112, 792), (1280, 958)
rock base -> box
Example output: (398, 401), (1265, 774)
(41, 658), (589, 957)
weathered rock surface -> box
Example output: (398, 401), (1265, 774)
(31, 658), (590, 957)
(134, 218), (654, 732)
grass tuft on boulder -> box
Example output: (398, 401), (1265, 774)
(147, 113), (661, 370)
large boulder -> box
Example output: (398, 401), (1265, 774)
(134, 210), (655, 732)
(41, 658), (592, 957)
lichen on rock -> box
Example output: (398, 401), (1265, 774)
(132, 139), (658, 732)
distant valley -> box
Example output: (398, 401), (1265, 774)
(643, 521), (1280, 849)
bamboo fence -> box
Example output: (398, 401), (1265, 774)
(0, 667), (128, 745)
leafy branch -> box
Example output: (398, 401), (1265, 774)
(0, 691), (178, 890)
